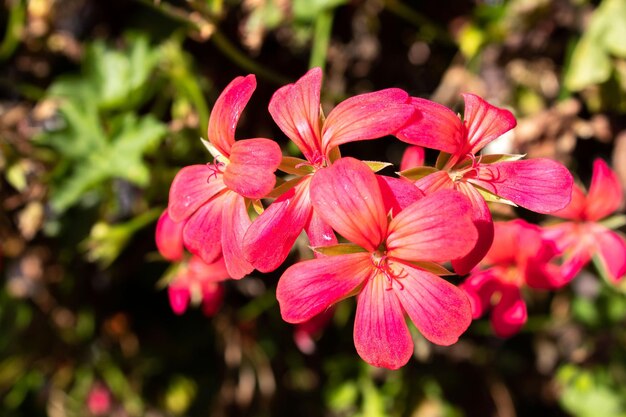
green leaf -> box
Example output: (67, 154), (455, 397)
(565, 36), (612, 91)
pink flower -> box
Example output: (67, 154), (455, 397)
(276, 157), (477, 369)
(400, 145), (425, 171)
(168, 255), (229, 316)
(397, 94), (573, 274)
(544, 158), (626, 284)
(461, 220), (561, 337)
(86, 383), (111, 416)
(293, 308), (334, 354)
(167, 75), (282, 278)
(244, 67), (417, 272)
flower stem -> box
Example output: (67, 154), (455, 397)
(309, 8), (334, 71)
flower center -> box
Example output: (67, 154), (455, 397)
(448, 153), (482, 182)
(206, 155), (227, 183)
(295, 151), (329, 172)
(371, 250), (407, 291)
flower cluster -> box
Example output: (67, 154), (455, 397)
(155, 67), (625, 369)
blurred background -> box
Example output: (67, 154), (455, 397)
(1, 0), (626, 416)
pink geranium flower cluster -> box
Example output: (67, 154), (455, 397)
(154, 67), (626, 369)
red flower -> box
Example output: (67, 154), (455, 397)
(277, 158), (477, 369)
(544, 159), (626, 284)
(461, 220), (561, 337)
(167, 75), (282, 278)
(244, 67), (417, 272)
(397, 94), (573, 274)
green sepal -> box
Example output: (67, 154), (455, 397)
(266, 176), (306, 199)
(473, 184), (518, 206)
(455, 153), (525, 169)
(435, 151), (452, 170)
(328, 145), (341, 163)
(312, 243), (366, 256)
(251, 199), (265, 216)
(406, 261), (455, 276)
(363, 160), (393, 172)
(398, 166), (438, 181)
(279, 156), (313, 176)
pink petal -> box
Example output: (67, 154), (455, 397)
(387, 189), (478, 263)
(310, 158), (387, 252)
(305, 209), (338, 251)
(451, 182), (494, 275)
(400, 145), (425, 171)
(414, 170), (456, 194)
(200, 283), (224, 317)
(550, 184), (586, 221)
(393, 262), (472, 345)
(168, 165), (227, 222)
(220, 192), (254, 279)
(207, 75), (256, 157)
(354, 274), (413, 369)
(376, 175), (424, 217)
(469, 158), (573, 213)
(461, 270), (499, 319)
(491, 284), (527, 338)
(223, 138), (282, 199)
(244, 177), (312, 272)
(276, 252), (372, 323)
(595, 228), (626, 284)
(168, 285), (191, 315)
(321, 89), (415, 154)
(182, 196), (224, 264)
(294, 308), (334, 354)
(395, 97), (465, 154)
(585, 159), (623, 221)
(462, 93), (516, 154)
(155, 210), (185, 261)
(188, 255), (230, 281)
(269, 68), (323, 162)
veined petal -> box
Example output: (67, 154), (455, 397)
(156, 210), (185, 262)
(585, 159), (623, 221)
(244, 177), (312, 272)
(221, 192), (254, 279)
(414, 170), (456, 194)
(400, 145), (425, 171)
(451, 181), (494, 275)
(491, 284), (527, 338)
(305, 209), (338, 251)
(550, 184), (586, 221)
(393, 262), (472, 345)
(269, 68), (323, 162)
(223, 138), (282, 199)
(387, 189), (478, 263)
(321, 88), (415, 154)
(310, 158), (387, 252)
(396, 97), (465, 154)
(354, 274), (413, 369)
(376, 175), (424, 217)
(168, 165), (227, 222)
(182, 196), (224, 264)
(469, 158), (573, 213)
(208, 75), (256, 157)
(277, 252), (372, 323)
(594, 228), (626, 284)
(462, 93), (516, 154)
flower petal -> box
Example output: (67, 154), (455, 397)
(168, 165), (227, 222)
(354, 274), (413, 369)
(310, 158), (387, 252)
(548, 183), (586, 221)
(321, 88), (415, 154)
(451, 182), (494, 275)
(469, 158), (573, 213)
(585, 158), (623, 221)
(182, 196), (224, 264)
(414, 170), (456, 193)
(461, 270), (499, 319)
(393, 262), (472, 345)
(223, 138), (282, 199)
(387, 189), (478, 263)
(244, 177), (312, 272)
(155, 210), (185, 261)
(491, 284), (527, 338)
(168, 285), (191, 315)
(400, 145), (425, 171)
(207, 74), (256, 157)
(201, 283), (224, 317)
(277, 252), (372, 323)
(188, 255), (230, 281)
(595, 228), (626, 284)
(462, 93), (516, 154)
(221, 192), (254, 279)
(305, 209), (338, 251)
(269, 68), (323, 162)
(395, 97), (465, 154)
(376, 175), (424, 217)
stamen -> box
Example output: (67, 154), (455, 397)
(205, 155), (227, 183)
(372, 253), (406, 291)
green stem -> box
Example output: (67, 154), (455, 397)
(0, 0), (26, 60)
(383, 0), (453, 45)
(309, 8), (334, 71)
(600, 215), (626, 231)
